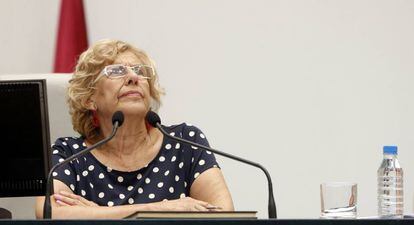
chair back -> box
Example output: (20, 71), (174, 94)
(0, 208), (12, 219)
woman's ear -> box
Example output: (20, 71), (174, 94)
(86, 98), (97, 111)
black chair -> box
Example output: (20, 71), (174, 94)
(0, 208), (12, 219)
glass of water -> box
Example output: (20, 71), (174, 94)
(320, 182), (357, 219)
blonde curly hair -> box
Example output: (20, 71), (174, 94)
(67, 39), (163, 140)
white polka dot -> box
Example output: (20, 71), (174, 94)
(88, 165), (94, 171)
(73, 144), (79, 149)
(175, 175), (180, 182)
(108, 184), (113, 189)
(107, 167), (112, 172)
(191, 146), (198, 149)
(52, 150), (59, 154)
(171, 156), (176, 162)
(107, 201), (114, 207)
(194, 172), (200, 179)
(200, 133), (205, 138)
(76, 175), (80, 182)
(184, 181), (187, 187)
(170, 132), (175, 136)
(179, 162), (184, 168)
(64, 138), (68, 140)
(191, 157), (194, 163)
(98, 173), (104, 179)
(58, 158), (64, 163)
(64, 169), (71, 175)
(82, 171), (88, 176)
(70, 184), (75, 191)
(81, 190), (86, 196)
(180, 193), (186, 198)
(62, 142), (67, 146)
(206, 151), (212, 154)
(189, 131), (195, 137)
(52, 172), (58, 177)
(128, 198), (134, 204)
(157, 182), (164, 188)
(89, 183), (94, 188)
(145, 178), (151, 184)
(164, 170), (170, 176)
(163, 199), (168, 202)
(159, 156), (165, 162)
(165, 144), (172, 150)
(137, 173), (142, 180)
(138, 187), (143, 194)
(199, 160), (205, 166)
(153, 167), (159, 173)
(213, 165), (218, 168)
(119, 194), (125, 199)
(98, 192), (105, 198)
(83, 157), (87, 161)
(169, 187), (174, 193)
(117, 176), (124, 182)
(127, 186), (134, 191)
(82, 142), (86, 147)
(149, 193), (155, 199)
(175, 143), (180, 149)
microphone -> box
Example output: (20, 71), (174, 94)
(145, 111), (277, 218)
(43, 111), (124, 219)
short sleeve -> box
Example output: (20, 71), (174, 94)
(183, 125), (220, 187)
(51, 138), (78, 193)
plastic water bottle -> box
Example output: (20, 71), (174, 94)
(377, 146), (403, 218)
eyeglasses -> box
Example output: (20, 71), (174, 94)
(101, 64), (154, 80)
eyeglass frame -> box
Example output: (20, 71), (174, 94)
(92, 64), (155, 84)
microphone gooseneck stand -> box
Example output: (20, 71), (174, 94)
(146, 111), (277, 218)
(43, 111), (124, 219)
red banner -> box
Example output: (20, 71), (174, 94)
(53, 0), (88, 73)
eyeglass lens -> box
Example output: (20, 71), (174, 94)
(106, 65), (152, 78)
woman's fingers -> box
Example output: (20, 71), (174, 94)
(194, 204), (209, 211)
(191, 199), (222, 211)
(159, 197), (222, 212)
(58, 191), (98, 207)
(188, 198), (209, 207)
(54, 191), (97, 206)
(53, 194), (81, 206)
(185, 198), (215, 211)
(206, 204), (223, 211)
(56, 200), (70, 206)
(59, 191), (80, 200)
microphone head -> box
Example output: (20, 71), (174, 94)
(112, 111), (124, 127)
(145, 110), (161, 127)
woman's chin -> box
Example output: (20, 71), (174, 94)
(116, 105), (148, 116)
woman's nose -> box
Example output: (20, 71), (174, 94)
(125, 70), (139, 86)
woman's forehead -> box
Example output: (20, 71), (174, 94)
(113, 51), (143, 65)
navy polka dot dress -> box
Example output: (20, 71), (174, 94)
(51, 123), (219, 207)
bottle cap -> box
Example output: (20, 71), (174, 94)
(383, 146), (398, 154)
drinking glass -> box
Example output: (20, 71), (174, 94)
(320, 182), (357, 219)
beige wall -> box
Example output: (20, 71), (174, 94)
(1, 0), (414, 219)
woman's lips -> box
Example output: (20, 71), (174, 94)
(119, 91), (143, 98)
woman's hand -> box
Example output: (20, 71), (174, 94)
(154, 197), (222, 211)
(53, 191), (98, 207)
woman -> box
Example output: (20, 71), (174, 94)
(35, 39), (233, 219)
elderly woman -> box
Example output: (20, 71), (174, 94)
(35, 39), (233, 219)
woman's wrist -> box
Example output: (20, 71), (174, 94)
(134, 201), (165, 212)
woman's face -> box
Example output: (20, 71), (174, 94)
(90, 51), (151, 119)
